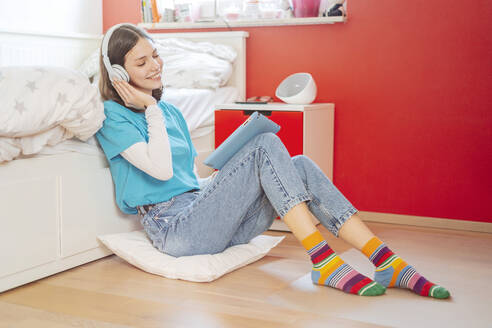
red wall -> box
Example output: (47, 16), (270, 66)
(103, 0), (492, 223)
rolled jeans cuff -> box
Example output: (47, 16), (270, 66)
(278, 194), (313, 218)
(332, 207), (358, 237)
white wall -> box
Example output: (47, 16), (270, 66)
(0, 0), (102, 35)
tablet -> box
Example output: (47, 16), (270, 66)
(203, 111), (281, 170)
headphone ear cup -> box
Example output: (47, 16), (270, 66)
(111, 64), (130, 82)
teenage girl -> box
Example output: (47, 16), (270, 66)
(96, 23), (450, 299)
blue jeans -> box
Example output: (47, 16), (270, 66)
(140, 133), (357, 257)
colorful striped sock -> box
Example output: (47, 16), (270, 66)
(301, 231), (386, 296)
(362, 237), (450, 299)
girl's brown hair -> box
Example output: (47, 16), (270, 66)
(99, 24), (163, 106)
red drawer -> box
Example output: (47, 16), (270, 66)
(215, 110), (303, 157)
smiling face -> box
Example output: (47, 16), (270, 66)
(123, 37), (163, 95)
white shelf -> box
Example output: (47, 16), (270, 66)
(138, 16), (346, 30)
(216, 102), (335, 112)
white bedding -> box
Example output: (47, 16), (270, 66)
(13, 137), (103, 159)
(0, 66), (105, 163)
(162, 86), (239, 139)
(155, 38), (234, 89)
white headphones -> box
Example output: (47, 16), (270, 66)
(101, 23), (134, 83)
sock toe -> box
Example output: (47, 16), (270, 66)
(358, 281), (386, 296)
(431, 286), (450, 299)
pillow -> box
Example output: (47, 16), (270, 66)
(154, 38), (235, 89)
(77, 50), (99, 81)
(155, 37), (237, 63)
(98, 230), (284, 282)
(157, 50), (232, 89)
(0, 66), (104, 162)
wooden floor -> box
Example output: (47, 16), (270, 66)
(1, 221), (491, 328)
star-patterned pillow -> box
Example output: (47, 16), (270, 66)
(0, 66), (105, 162)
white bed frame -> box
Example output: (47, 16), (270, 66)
(0, 28), (248, 293)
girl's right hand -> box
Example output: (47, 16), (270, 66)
(113, 80), (156, 110)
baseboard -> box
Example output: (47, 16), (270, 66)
(358, 211), (492, 234)
(269, 211), (492, 234)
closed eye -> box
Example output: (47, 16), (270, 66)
(137, 53), (158, 66)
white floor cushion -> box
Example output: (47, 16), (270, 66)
(98, 230), (284, 282)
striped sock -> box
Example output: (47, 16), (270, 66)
(362, 237), (450, 299)
(301, 231), (385, 296)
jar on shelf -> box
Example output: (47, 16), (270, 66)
(174, 2), (193, 22)
(259, 0), (283, 19)
(292, 0), (321, 17)
(218, 0), (243, 20)
(196, 0), (217, 20)
(243, 0), (261, 19)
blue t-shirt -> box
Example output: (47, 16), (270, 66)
(96, 100), (199, 214)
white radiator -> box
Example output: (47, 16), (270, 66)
(0, 28), (101, 69)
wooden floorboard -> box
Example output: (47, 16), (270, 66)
(1, 221), (491, 328)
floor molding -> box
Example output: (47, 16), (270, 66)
(358, 211), (492, 234)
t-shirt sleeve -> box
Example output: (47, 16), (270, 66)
(96, 111), (145, 161)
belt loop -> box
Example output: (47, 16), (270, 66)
(138, 203), (156, 217)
